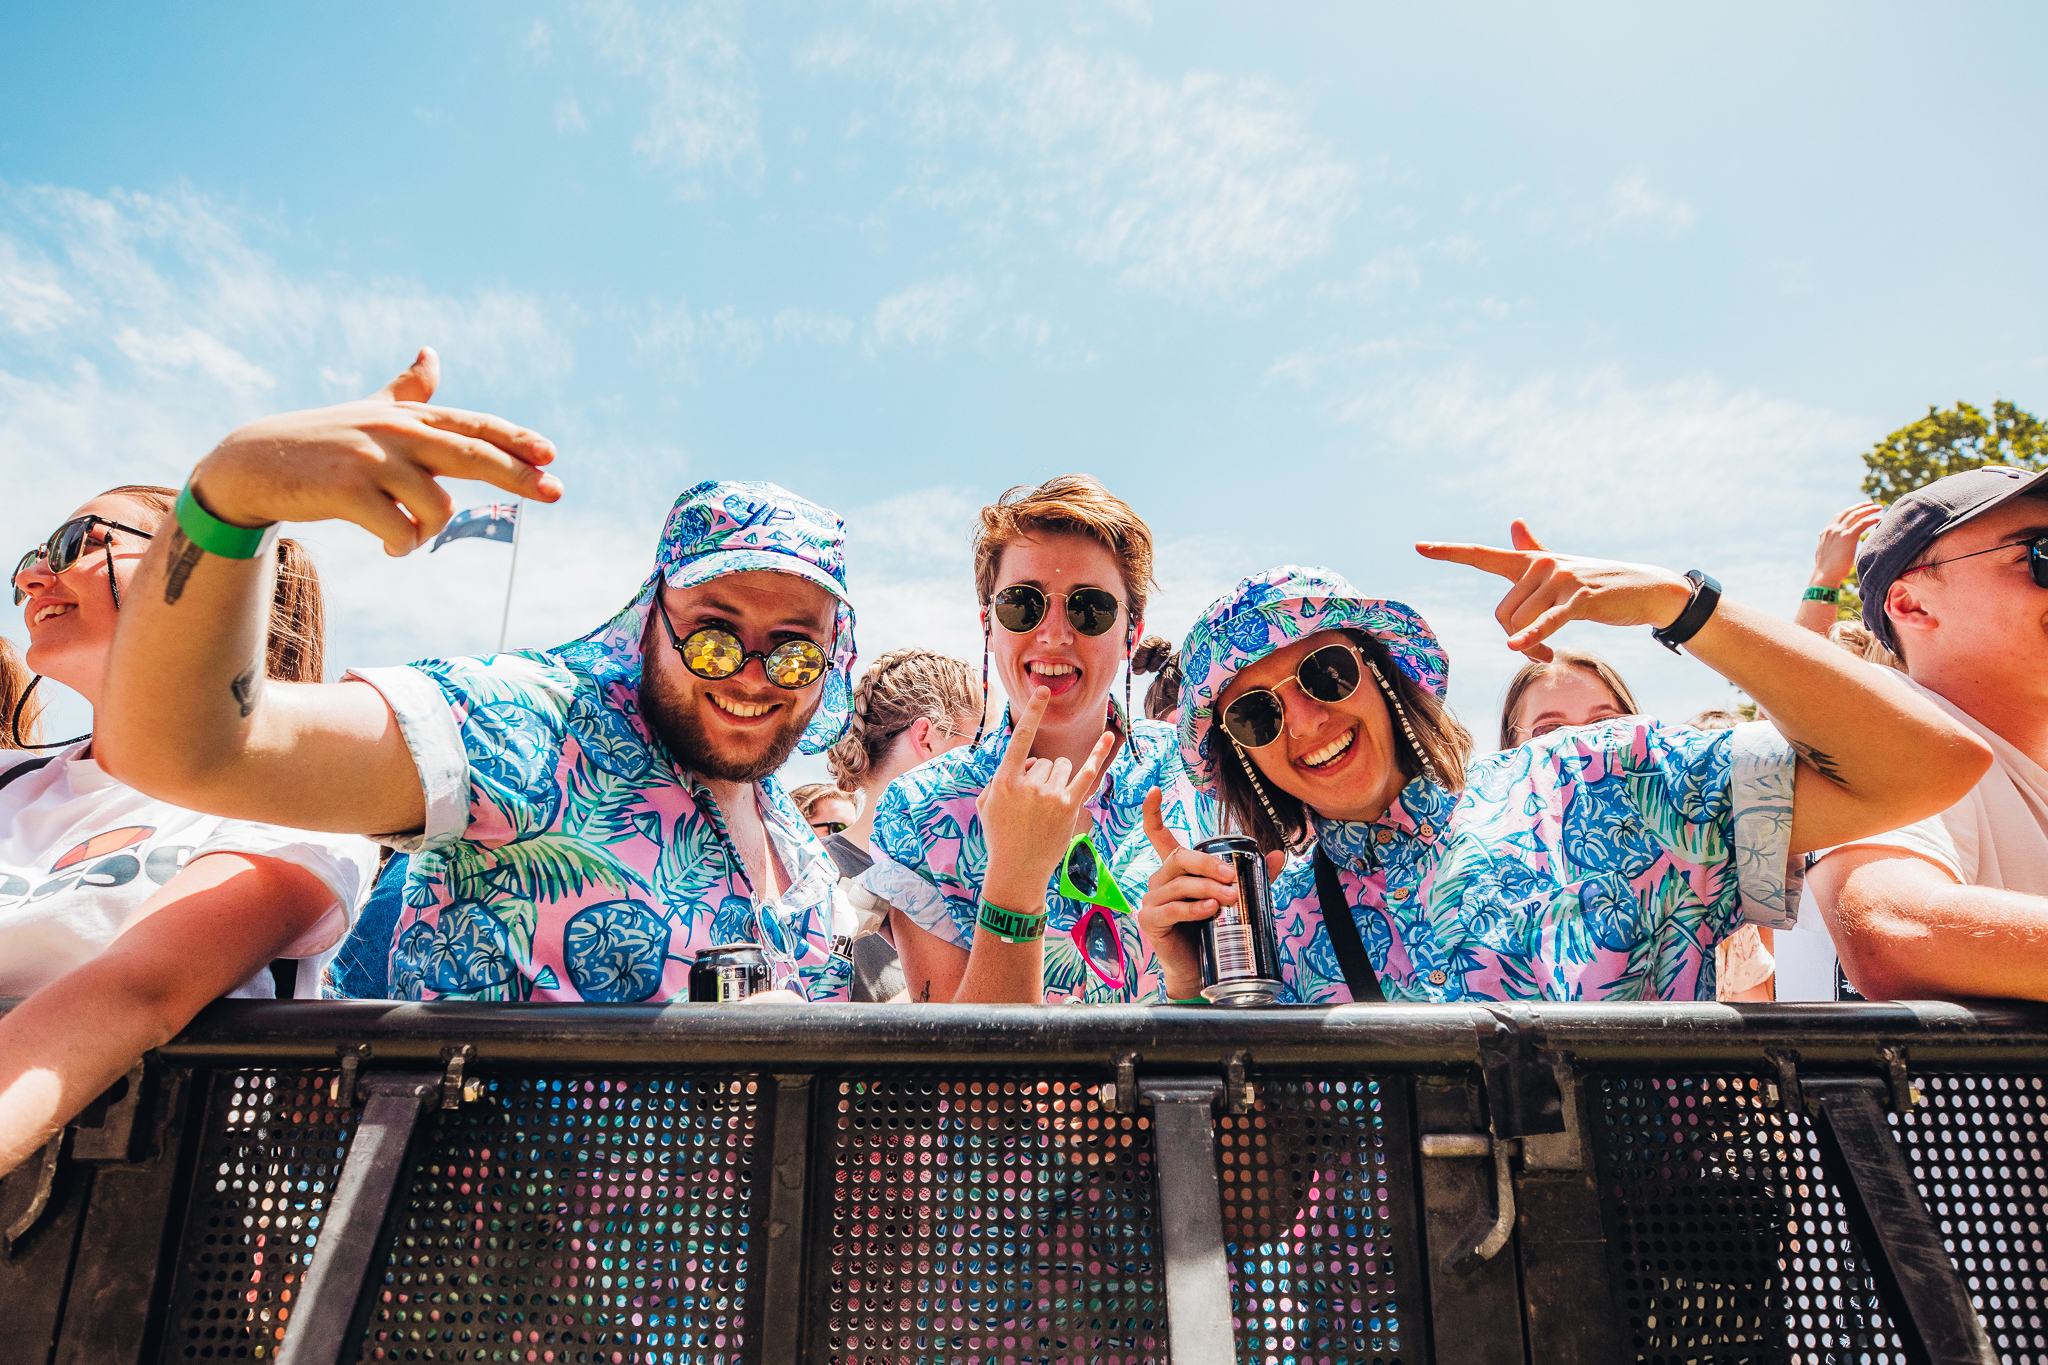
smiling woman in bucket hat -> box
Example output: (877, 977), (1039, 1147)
(1136, 524), (1993, 1004)
(91, 349), (861, 1003)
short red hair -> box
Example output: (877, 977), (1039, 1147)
(972, 475), (1156, 621)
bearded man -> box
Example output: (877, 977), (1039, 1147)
(93, 349), (857, 1002)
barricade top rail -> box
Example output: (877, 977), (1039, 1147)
(37, 996), (2048, 1069)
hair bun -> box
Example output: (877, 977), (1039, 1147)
(1131, 635), (1176, 675)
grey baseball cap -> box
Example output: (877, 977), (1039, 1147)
(1858, 465), (2048, 651)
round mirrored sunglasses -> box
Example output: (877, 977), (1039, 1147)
(990, 584), (1122, 637)
(656, 596), (828, 690)
(1219, 641), (1365, 749)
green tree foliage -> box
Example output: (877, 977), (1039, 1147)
(1861, 400), (2048, 504)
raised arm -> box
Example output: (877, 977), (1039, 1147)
(1417, 520), (1992, 853)
(94, 350), (560, 835)
(1794, 502), (1883, 635)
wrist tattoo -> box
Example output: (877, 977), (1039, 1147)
(1793, 741), (1848, 788)
(163, 527), (204, 605)
(230, 665), (258, 719)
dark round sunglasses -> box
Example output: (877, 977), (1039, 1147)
(990, 584), (1122, 637)
(656, 595), (828, 690)
(1221, 641), (1365, 749)
(13, 515), (157, 607)
(1900, 532), (2048, 590)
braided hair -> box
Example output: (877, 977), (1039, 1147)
(826, 649), (984, 791)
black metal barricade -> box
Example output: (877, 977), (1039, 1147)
(3, 999), (2044, 1365)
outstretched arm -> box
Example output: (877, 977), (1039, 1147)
(95, 349), (559, 835)
(1417, 520), (1991, 853)
(1809, 846), (2048, 1001)
(0, 852), (336, 1178)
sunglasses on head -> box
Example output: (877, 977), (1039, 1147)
(1057, 833), (1134, 990)
(1901, 532), (2048, 590)
(1220, 641), (1366, 749)
(13, 515), (157, 607)
(656, 594), (828, 690)
(990, 584), (1123, 637)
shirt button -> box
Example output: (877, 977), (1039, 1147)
(1428, 969), (1447, 986)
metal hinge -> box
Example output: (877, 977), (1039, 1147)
(330, 1044), (370, 1107)
(1099, 1050), (1255, 1117)
(440, 1045), (484, 1109)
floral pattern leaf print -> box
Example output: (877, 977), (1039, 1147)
(465, 701), (565, 838)
(563, 899), (673, 1001)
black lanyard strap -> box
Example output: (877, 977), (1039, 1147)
(1313, 845), (1386, 1003)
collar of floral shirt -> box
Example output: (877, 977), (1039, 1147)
(1309, 774), (1458, 875)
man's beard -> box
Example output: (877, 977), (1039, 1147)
(640, 654), (814, 784)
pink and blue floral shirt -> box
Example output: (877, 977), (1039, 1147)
(1271, 717), (1798, 1003)
(862, 707), (1216, 1003)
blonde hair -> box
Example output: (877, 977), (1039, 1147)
(788, 783), (852, 822)
(0, 637), (38, 750)
(1497, 648), (1640, 750)
(826, 649), (983, 790)
(99, 485), (325, 683)
(1827, 619), (1901, 671)
(972, 475), (1156, 622)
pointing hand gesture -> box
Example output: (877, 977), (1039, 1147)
(1136, 788), (1285, 1001)
(188, 347), (562, 557)
(974, 687), (1118, 915)
(1416, 519), (1695, 661)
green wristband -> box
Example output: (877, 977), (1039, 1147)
(176, 481), (280, 561)
(1802, 585), (1841, 603)
(976, 899), (1047, 944)
(1169, 996), (1208, 1006)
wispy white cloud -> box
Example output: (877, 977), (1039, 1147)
(1604, 174), (1696, 233)
(521, 18), (554, 61)
(803, 27), (1355, 301)
(577, 0), (761, 185)
(773, 308), (854, 344)
(872, 273), (982, 350)
(114, 325), (273, 392)
(554, 94), (588, 134)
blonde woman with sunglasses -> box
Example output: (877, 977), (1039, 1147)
(862, 476), (1213, 1004)
(1136, 523), (1989, 1005)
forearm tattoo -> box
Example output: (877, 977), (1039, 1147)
(1793, 741), (1849, 788)
(230, 665), (258, 719)
(162, 527), (203, 605)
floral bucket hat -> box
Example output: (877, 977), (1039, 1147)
(1177, 566), (1447, 790)
(554, 480), (858, 755)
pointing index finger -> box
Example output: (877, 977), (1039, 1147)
(1414, 541), (1535, 581)
(998, 687), (1050, 776)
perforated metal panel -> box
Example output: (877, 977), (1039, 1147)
(1595, 1074), (1903, 1365)
(162, 1068), (352, 1361)
(816, 1075), (1163, 1365)
(1220, 1078), (1416, 1365)
(1891, 1072), (2048, 1364)
(354, 1073), (762, 1364)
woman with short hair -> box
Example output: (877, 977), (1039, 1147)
(1137, 524), (1989, 1004)
(0, 485), (377, 1177)
(864, 476), (1212, 1004)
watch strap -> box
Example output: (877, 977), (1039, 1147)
(1651, 570), (1722, 654)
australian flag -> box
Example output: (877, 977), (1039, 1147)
(430, 503), (519, 551)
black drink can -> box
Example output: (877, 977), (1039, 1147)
(689, 942), (770, 1003)
(1194, 834), (1283, 1006)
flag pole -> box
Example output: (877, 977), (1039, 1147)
(497, 501), (525, 654)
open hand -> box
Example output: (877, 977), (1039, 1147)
(189, 348), (561, 556)
(1416, 519), (1695, 661)
(975, 687), (1116, 913)
(1136, 788), (1285, 998)
(1813, 502), (1883, 587)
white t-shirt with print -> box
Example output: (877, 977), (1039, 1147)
(1777, 673), (2048, 1000)
(0, 744), (381, 1000)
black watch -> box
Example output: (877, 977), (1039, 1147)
(1651, 570), (1721, 654)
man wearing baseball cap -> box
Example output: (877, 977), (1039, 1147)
(1800, 464), (2048, 1001)
(92, 349), (858, 1002)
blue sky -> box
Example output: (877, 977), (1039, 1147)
(3, 1), (2044, 780)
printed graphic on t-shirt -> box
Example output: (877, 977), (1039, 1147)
(0, 824), (196, 907)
